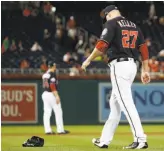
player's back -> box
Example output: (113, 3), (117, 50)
(42, 70), (58, 92)
(106, 16), (143, 61)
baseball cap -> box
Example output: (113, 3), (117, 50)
(101, 5), (118, 24)
(48, 61), (56, 68)
(102, 5), (118, 16)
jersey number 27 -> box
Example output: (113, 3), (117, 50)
(122, 30), (138, 48)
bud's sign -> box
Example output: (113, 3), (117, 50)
(1, 83), (38, 123)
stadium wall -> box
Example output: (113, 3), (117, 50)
(1, 80), (164, 125)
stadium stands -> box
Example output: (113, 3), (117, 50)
(1, 1), (164, 75)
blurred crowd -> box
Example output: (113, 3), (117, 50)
(1, 1), (164, 76)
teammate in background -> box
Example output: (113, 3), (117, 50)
(82, 5), (150, 149)
(42, 62), (70, 135)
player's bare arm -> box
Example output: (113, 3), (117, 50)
(81, 48), (103, 71)
(82, 8), (118, 71)
(53, 91), (60, 104)
(82, 39), (109, 71)
(50, 81), (60, 104)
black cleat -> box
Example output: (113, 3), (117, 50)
(45, 131), (56, 135)
(92, 138), (108, 149)
(123, 142), (148, 149)
(57, 130), (70, 135)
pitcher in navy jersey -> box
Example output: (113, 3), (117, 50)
(42, 61), (70, 135)
(82, 5), (150, 149)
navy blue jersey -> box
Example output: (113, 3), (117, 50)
(99, 16), (145, 61)
(42, 70), (58, 92)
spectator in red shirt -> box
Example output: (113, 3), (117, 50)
(148, 56), (159, 72)
(40, 56), (48, 72)
(20, 59), (30, 69)
(23, 6), (31, 17)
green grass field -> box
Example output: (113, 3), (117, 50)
(1, 125), (164, 151)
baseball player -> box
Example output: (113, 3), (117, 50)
(82, 5), (150, 149)
(42, 62), (70, 134)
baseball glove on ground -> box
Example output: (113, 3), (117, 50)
(22, 136), (44, 147)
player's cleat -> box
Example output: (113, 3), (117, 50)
(45, 131), (56, 135)
(57, 130), (70, 134)
(123, 142), (148, 149)
(92, 138), (108, 149)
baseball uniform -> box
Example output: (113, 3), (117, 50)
(42, 69), (65, 134)
(91, 5), (149, 149)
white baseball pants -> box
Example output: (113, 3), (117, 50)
(100, 58), (147, 145)
(42, 91), (64, 133)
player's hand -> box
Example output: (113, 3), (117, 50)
(141, 72), (151, 84)
(81, 60), (91, 72)
(56, 96), (60, 104)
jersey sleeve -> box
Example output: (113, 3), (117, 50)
(50, 77), (56, 83)
(42, 73), (50, 79)
(137, 27), (145, 47)
(42, 73), (50, 88)
(99, 23), (115, 44)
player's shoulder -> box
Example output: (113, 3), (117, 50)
(104, 20), (115, 28)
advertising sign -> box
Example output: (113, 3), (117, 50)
(1, 83), (38, 123)
(99, 83), (164, 123)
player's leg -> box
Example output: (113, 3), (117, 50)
(113, 62), (147, 143)
(93, 66), (121, 148)
(42, 92), (53, 133)
(99, 91), (121, 145)
(51, 95), (65, 133)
